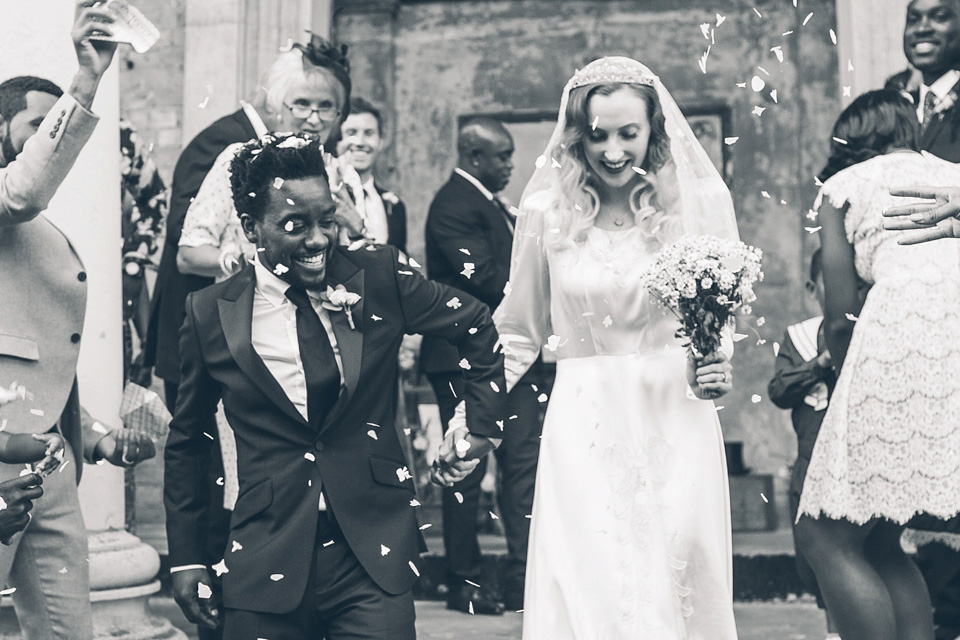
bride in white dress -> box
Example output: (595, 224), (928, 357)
(493, 58), (741, 639)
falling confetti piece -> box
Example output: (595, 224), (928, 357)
(92, 422), (109, 434)
(770, 89), (778, 103)
(538, 393), (549, 403)
(724, 137), (739, 145)
(456, 439), (471, 455)
(803, 12), (813, 25)
(270, 574), (284, 581)
(698, 48), (710, 74)
(408, 257), (422, 269)
(848, 59), (855, 71)
(736, 82), (747, 88)
(367, 430), (378, 440)
(409, 561), (420, 577)
(761, 493), (769, 503)
(770, 46), (784, 63)
(454, 492), (464, 504)
(0, 588), (15, 596)
(773, 342), (781, 357)
(832, 137), (848, 145)
(323, 540), (335, 547)
(545, 335), (562, 351)
(551, 158), (561, 169)
(761, 191), (771, 199)
(286, 198), (296, 206)
(806, 209), (818, 221)
(30, 409), (43, 417)
(750, 76), (766, 92)
(304, 452), (316, 462)
(782, 30), (794, 36)
(461, 263), (476, 279)
(700, 22), (711, 39)
(197, 582), (212, 598)
(631, 166), (647, 175)
(273, 177), (284, 189)
(757, 317), (766, 326)
(419, 524), (432, 530)
(535, 156), (547, 169)
(465, 580), (481, 588)
(212, 559), (229, 576)
(602, 315), (613, 328)
(591, 116), (599, 130)
(410, 499), (421, 507)
(845, 313), (859, 321)
(468, 327), (478, 334)
(458, 358), (472, 370)
(752, 106), (766, 117)
(757, 338), (767, 346)
(371, 314), (382, 321)
(397, 270), (414, 276)
(716, 13), (726, 26)
(751, 395), (762, 403)
(842, 86), (852, 97)
(829, 29), (837, 44)
(490, 381), (501, 393)
(203, 432), (215, 440)
(753, 7), (762, 17)
(198, 96), (210, 109)
(380, 545), (390, 556)
(446, 297), (462, 309)
(733, 333), (749, 343)
(805, 226), (822, 234)
(273, 263), (289, 275)
(216, 477), (224, 486)
(468, 601), (475, 615)
(459, 247), (471, 255)
(0, 497), (7, 512)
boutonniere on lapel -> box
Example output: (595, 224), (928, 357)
(381, 191), (399, 216)
(933, 89), (960, 121)
(321, 285), (361, 330)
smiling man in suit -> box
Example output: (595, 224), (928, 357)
(164, 132), (505, 639)
(420, 117), (547, 614)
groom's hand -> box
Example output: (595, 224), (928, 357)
(172, 568), (220, 630)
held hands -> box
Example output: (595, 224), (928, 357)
(883, 187), (960, 245)
(171, 568), (220, 630)
(430, 425), (491, 487)
(686, 350), (733, 400)
(94, 427), (156, 468)
(0, 474), (43, 544)
(815, 349), (833, 369)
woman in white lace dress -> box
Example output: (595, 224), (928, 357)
(797, 89), (960, 640)
(494, 57), (739, 639)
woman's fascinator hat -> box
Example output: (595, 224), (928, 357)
(570, 56), (657, 90)
(291, 31), (352, 114)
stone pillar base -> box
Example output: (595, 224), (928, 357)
(0, 530), (185, 639)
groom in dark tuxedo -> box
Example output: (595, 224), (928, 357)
(421, 118), (547, 613)
(164, 133), (505, 639)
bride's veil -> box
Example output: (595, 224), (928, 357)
(514, 57), (740, 243)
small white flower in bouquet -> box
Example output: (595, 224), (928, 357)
(643, 236), (763, 357)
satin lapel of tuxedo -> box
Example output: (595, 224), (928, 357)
(217, 268), (309, 427)
(319, 251), (365, 435)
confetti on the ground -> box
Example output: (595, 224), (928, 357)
(198, 582), (212, 598)
(270, 574), (284, 581)
(724, 137), (739, 145)
(212, 560), (229, 576)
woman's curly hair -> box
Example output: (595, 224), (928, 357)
(229, 132), (328, 220)
(818, 89), (920, 183)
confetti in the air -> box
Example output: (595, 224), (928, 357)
(698, 47), (710, 74)
(409, 561), (420, 576)
(410, 499), (421, 507)
(845, 313), (859, 321)
(461, 263), (476, 279)
(419, 524), (432, 531)
(459, 248), (471, 255)
(805, 226), (822, 234)
(456, 439), (471, 455)
(716, 13), (726, 26)
(371, 314), (382, 321)
(535, 156), (547, 169)
(490, 511), (500, 520)
(753, 7), (762, 18)
(761, 191), (771, 199)
(367, 430), (378, 440)
(323, 540), (335, 547)
(304, 452), (316, 462)
(538, 393), (549, 403)
(273, 177), (284, 189)
(232, 540), (243, 552)
(751, 395), (762, 403)
(632, 166), (646, 175)
(770, 89), (778, 103)
(197, 582), (212, 599)
(454, 492), (464, 504)
(602, 315), (613, 328)
(761, 493), (769, 503)
(381, 544), (390, 556)
(833, 137), (848, 145)
(830, 29), (838, 45)
(770, 46), (784, 63)
(198, 96), (210, 109)
(446, 297), (462, 309)
(724, 137), (739, 145)
(773, 342), (780, 357)
(212, 560), (229, 576)
(490, 381), (501, 393)
(458, 358), (472, 370)
(750, 76), (765, 92)
(284, 221), (295, 232)
(843, 86), (852, 97)
(803, 12), (814, 25)
(591, 116), (599, 130)
(273, 263), (289, 275)
(270, 574), (284, 581)
(752, 106), (766, 117)
(0, 588), (15, 596)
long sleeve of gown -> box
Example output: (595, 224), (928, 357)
(493, 195), (552, 393)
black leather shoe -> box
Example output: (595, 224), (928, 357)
(446, 584), (505, 615)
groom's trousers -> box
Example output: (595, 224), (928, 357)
(427, 359), (550, 596)
(221, 510), (416, 640)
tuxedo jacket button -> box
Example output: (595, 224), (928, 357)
(49, 132), (56, 138)
(78, 271), (87, 282)
(70, 333), (81, 343)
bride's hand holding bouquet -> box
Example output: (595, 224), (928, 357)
(644, 235), (763, 400)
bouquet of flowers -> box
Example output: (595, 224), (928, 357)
(644, 235), (763, 357)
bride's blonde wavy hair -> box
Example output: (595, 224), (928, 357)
(546, 82), (680, 246)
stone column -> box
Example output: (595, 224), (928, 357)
(0, 3), (183, 638)
(835, 0), (910, 106)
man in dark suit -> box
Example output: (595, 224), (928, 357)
(165, 132), (504, 639)
(886, 0), (960, 162)
(420, 118), (547, 613)
(337, 97), (407, 251)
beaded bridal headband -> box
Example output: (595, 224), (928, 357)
(570, 57), (657, 89)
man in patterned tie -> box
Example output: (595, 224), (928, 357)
(886, 0), (960, 161)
